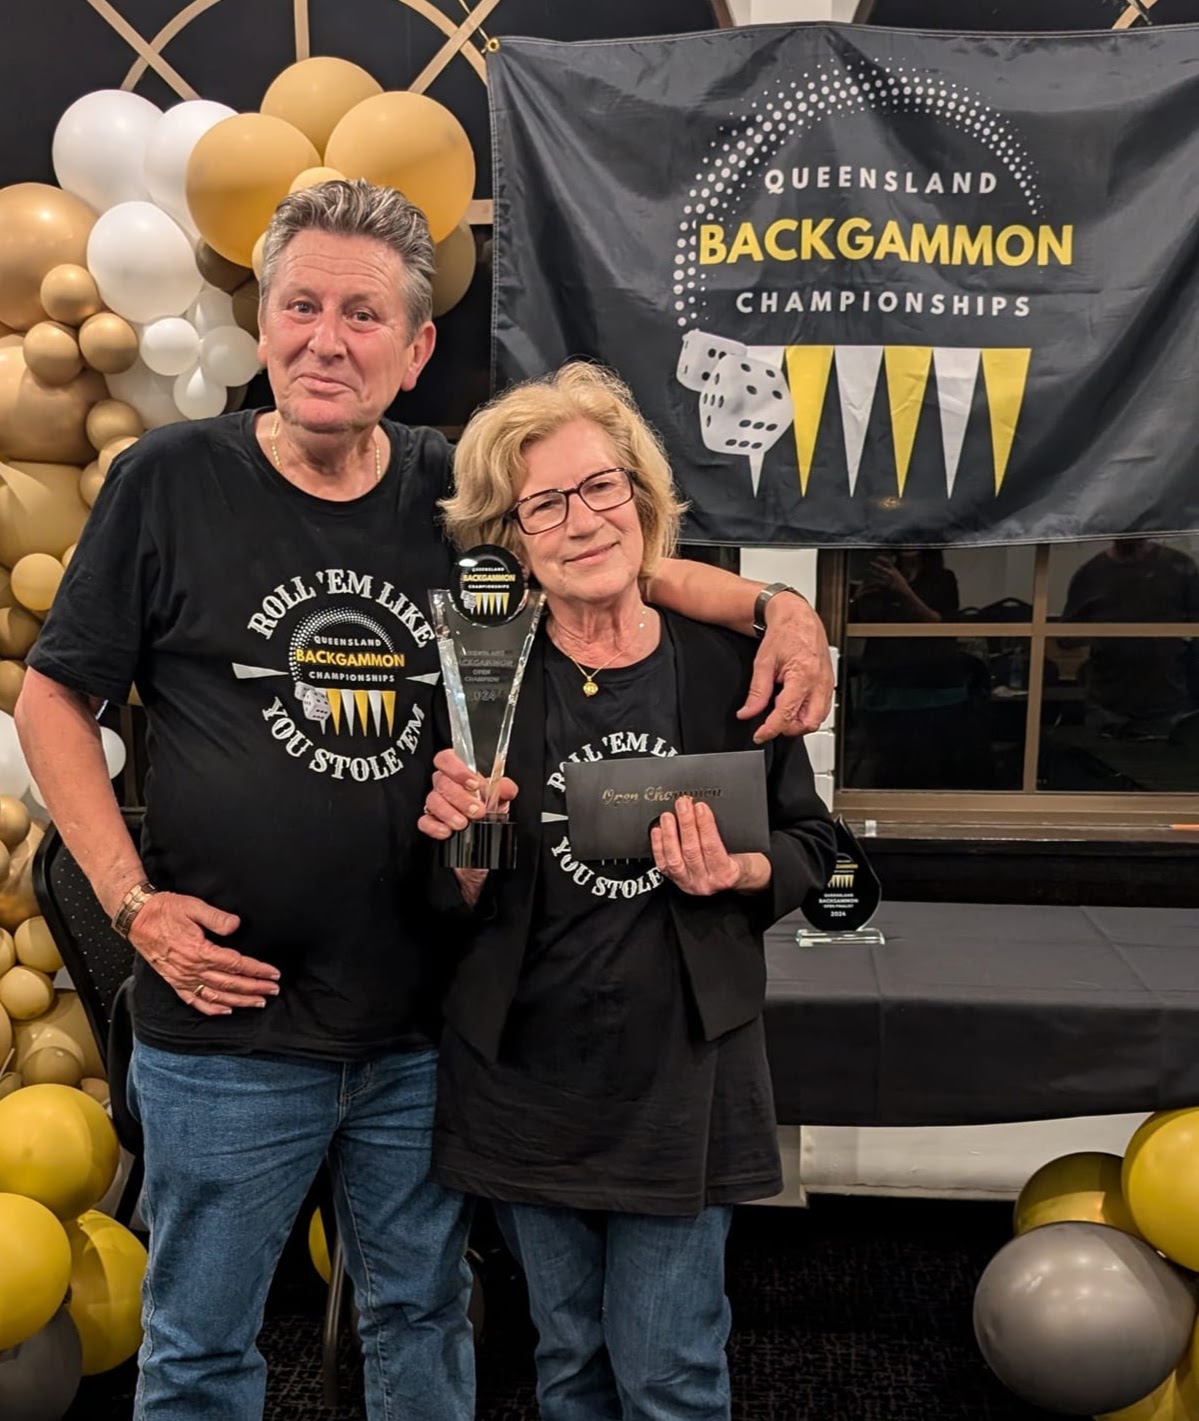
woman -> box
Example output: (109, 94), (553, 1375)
(421, 362), (836, 1421)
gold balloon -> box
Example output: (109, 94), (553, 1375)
(251, 233), (267, 281)
(0, 992), (10, 1060)
(13, 988), (101, 1080)
(0, 184), (97, 332)
(308, 1206), (331, 1283)
(23, 322), (83, 387)
(186, 113), (321, 267)
(0, 568), (12, 609)
(78, 312), (138, 375)
(325, 92), (475, 243)
(61, 543), (75, 568)
(0, 1073), (20, 1101)
(0, 797), (29, 851)
(261, 57), (382, 155)
(0, 844), (9, 887)
(97, 435), (138, 478)
(0, 967), (54, 1021)
(194, 240), (252, 294)
(288, 165), (347, 195)
(80, 464), (105, 509)
(0, 1191), (72, 1350)
(0, 1085), (118, 1222)
(431, 220), (477, 317)
(1124, 1109), (1199, 1270)
(11, 553), (63, 616)
(14, 917), (62, 975)
(65, 1210), (147, 1374)
(0, 461), (88, 565)
(0, 606), (39, 658)
(80, 1077), (110, 1107)
(85, 400), (143, 452)
(1014, 1150), (1140, 1237)
(23, 1047), (83, 1089)
(40, 265), (102, 327)
(0, 346), (107, 464)
(0, 660), (24, 717)
(231, 279), (260, 338)
(0, 822), (42, 933)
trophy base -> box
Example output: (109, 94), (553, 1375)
(794, 927), (886, 949)
(436, 817), (517, 871)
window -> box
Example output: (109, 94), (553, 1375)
(821, 536), (1199, 833)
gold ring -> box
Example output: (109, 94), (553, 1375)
(192, 983), (205, 999)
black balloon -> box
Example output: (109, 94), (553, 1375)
(0, 1308), (83, 1421)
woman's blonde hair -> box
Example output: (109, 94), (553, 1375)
(442, 362), (687, 577)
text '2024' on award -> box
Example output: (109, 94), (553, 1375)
(429, 545), (545, 869)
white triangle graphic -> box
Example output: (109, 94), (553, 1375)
(932, 348), (981, 497)
(232, 663), (287, 679)
(541, 811), (569, 823)
(368, 690), (383, 735)
(834, 346), (883, 496)
(408, 672), (441, 685)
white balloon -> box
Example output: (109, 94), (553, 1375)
(173, 362), (227, 420)
(0, 712), (30, 800)
(52, 89), (161, 214)
(141, 317), (201, 377)
(106, 360), (186, 429)
(100, 727), (127, 780)
(88, 202), (204, 324)
(189, 286), (236, 337)
(143, 99), (237, 237)
(200, 325), (261, 386)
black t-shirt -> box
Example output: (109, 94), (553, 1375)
(433, 629), (782, 1214)
(29, 410), (455, 1061)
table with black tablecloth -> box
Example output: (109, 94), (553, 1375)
(764, 901), (1199, 1127)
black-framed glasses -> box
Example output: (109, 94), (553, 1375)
(507, 467), (637, 535)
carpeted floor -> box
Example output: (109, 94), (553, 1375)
(65, 1196), (1066, 1420)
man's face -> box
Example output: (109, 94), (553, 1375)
(257, 230), (435, 436)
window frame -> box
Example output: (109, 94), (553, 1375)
(818, 544), (1199, 837)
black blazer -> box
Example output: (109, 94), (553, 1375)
(440, 612), (838, 1063)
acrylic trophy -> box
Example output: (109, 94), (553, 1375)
(429, 545), (545, 869)
(795, 816), (885, 947)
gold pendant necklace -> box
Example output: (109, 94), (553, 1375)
(558, 611), (649, 697)
(269, 415), (382, 487)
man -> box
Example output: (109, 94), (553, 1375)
(15, 179), (832, 1420)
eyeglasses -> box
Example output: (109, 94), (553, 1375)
(507, 467), (636, 535)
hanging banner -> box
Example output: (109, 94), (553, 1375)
(490, 24), (1199, 546)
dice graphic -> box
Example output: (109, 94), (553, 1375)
(679, 331), (794, 494)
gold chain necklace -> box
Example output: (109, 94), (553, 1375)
(557, 611), (649, 697)
(269, 415), (382, 488)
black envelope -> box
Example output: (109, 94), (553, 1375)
(563, 750), (769, 861)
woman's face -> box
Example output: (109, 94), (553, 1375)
(513, 419), (645, 605)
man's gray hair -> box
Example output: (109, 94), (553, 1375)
(259, 178), (435, 334)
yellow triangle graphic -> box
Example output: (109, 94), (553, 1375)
(500, 592), (509, 615)
(784, 345), (835, 495)
(884, 346), (933, 497)
(354, 690), (370, 733)
(382, 691), (396, 735)
(981, 348), (1031, 494)
(327, 690), (342, 733)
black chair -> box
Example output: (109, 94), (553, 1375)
(32, 812), (143, 1225)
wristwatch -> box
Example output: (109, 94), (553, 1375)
(112, 880), (159, 939)
(752, 582), (802, 639)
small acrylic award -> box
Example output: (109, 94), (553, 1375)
(429, 545), (545, 870)
(795, 816), (885, 947)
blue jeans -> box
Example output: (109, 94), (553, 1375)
(495, 1203), (733, 1421)
(128, 1041), (473, 1420)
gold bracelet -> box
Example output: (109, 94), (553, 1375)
(112, 880), (158, 939)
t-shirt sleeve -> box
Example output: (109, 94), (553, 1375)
(26, 456), (159, 704)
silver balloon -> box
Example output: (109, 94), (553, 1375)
(0, 1308), (82, 1421)
(974, 1221), (1196, 1416)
